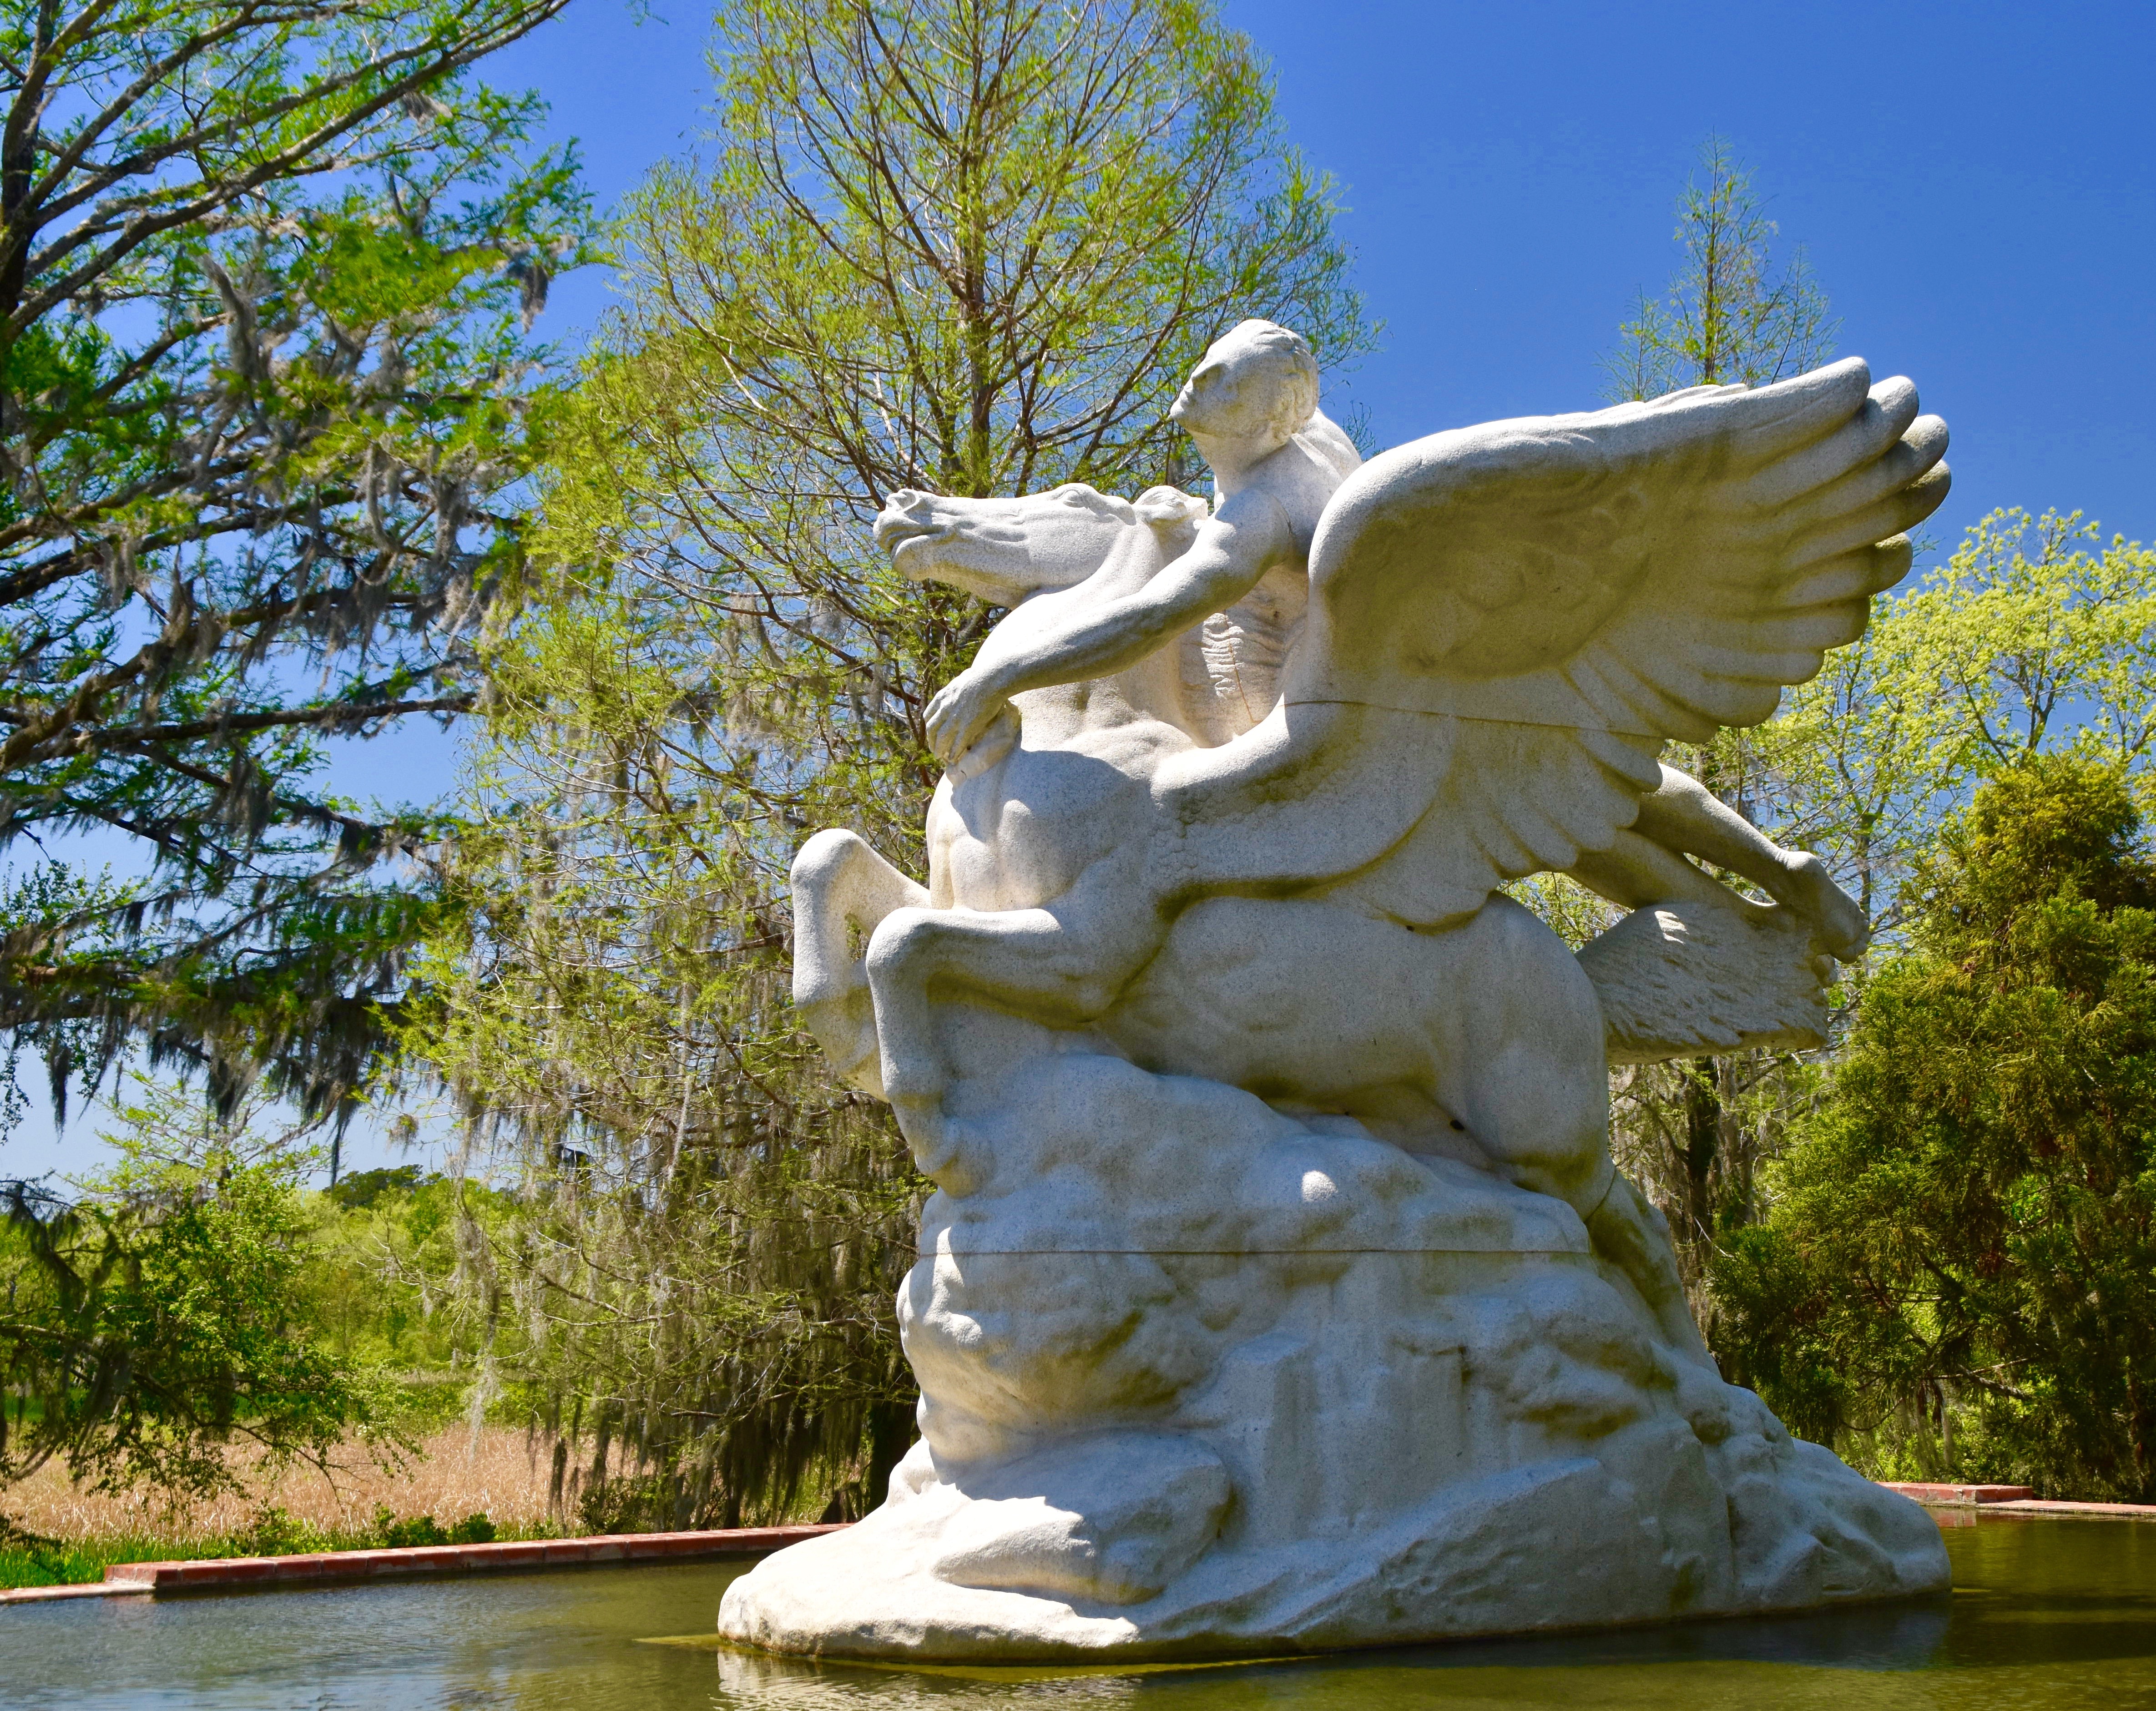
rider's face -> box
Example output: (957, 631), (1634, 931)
(1171, 344), (1285, 445)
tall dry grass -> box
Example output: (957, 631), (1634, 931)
(5, 1426), (560, 1542)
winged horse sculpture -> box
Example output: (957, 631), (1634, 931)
(792, 339), (1947, 1354)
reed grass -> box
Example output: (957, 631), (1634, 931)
(2, 1427), (565, 1589)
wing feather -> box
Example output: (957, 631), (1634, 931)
(1778, 415), (1947, 529)
(1746, 378), (1922, 508)
(1201, 359), (1951, 924)
(1778, 538), (1916, 609)
(1742, 608), (1878, 652)
(1568, 647), (1719, 742)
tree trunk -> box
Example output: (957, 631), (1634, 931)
(866, 1398), (917, 1510)
(1679, 1055), (1721, 1254)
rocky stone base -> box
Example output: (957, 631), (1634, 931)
(721, 1429), (1943, 1661)
(717, 1049), (1947, 1661)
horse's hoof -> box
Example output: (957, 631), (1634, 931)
(1783, 851), (1869, 959)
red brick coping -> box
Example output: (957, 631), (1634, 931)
(1882, 1481), (2156, 1519)
(1880, 1482), (2035, 1504)
(0, 1523), (844, 1605)
(15, 1485), (2156, 1606)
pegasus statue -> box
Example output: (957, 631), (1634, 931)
(724, 321), (1955, 1662)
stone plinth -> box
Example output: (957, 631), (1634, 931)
(718, 1050), (1945, 1661)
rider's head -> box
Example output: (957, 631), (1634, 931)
(1171, 319), (1320, 450)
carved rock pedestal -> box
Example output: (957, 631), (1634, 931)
(717, 1040), (1945, 1662)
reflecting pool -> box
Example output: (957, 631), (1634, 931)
(8, 1514), (2155, 1709)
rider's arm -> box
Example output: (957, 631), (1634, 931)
(990, 495), (1289, 691)
(926, 491), (1293, 763)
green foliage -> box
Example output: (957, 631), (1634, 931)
(1657, 510), (2156, 1316)
(235, 1503), (331, 1556)
(0, 0), (595, 1128)
(396, 0), (1374, 1527)
(323, 1165), (439, 1211)
(1604, 134), (1837, 399)
(1, 1527), (162, 1589)
(1762, 508), (2156, 938)
(1596, 150), (2156, 1349)
(370, 1504), (495, 1547)
(0, 1083), (409, 1510)
(0, 1141), (538, 1575)
(1712, 759), (2156, 1499)
(301, 1160), (526, 1415)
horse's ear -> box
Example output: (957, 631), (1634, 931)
(1134, 485), (1208, 530)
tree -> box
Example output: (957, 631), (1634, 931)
(0, 1081), (405, 1517)
(1759, 507), (2156, 941)
(1594, 136), (1839, 1312)
(399, 0), (1372, 1524)
(1651, 509), (2156, 1372)
(0, 0), (591, 1137)
(1713, 760), (2156, 1500)
(1603, 134), (1837, 401)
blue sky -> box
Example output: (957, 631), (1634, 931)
(482, 0), (2155, 535)
(8, 0), (2151, 1179)
(343, 0), (2156, 804)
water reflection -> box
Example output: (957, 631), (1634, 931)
(6, 1515), (2155, 1710)
(708, 1596), (1957, 1695)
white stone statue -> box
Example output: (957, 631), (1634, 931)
(720, 322), (1954, 1661)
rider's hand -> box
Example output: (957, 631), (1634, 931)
(946, 707), (1020, 783)
(924, 667), (1012, 769)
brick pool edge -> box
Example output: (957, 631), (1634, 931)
(0, 1523), (848, 1604)
(1879, 1482), (2156, 1519)
(1879, 1483), (2037, 1505)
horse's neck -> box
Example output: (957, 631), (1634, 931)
(1001, 530), (1198, 748)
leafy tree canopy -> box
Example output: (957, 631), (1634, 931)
(1, 1080), (407, 1511)
(395, 0), (1373, 1526)
(1603, 133), (1837, 401)
(1714, 758), (2156, 1500)
(0, 0), (592, 1133)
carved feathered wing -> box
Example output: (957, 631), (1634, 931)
(1152, 358), (1949, 924)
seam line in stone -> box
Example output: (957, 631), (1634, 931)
(1282, 698), (1666, 738)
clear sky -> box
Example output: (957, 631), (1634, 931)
(483, 0), (2156, 544)
(8, 0), (2151, 1180)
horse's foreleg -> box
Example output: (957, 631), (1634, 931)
(791, 830), (929, 1095)
(865, 876), (1161, 1187)
(1629, 766), (1868, 957)
(1568, 828), (1733, 914)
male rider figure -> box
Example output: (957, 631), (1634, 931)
(924, 319), (1355, 774)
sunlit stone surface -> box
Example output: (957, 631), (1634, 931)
(725, 332), (1953, 1660)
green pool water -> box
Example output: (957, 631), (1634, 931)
(8, 1514), (2154, 1708)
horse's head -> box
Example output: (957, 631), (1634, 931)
(875, 483), (1206, 604)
